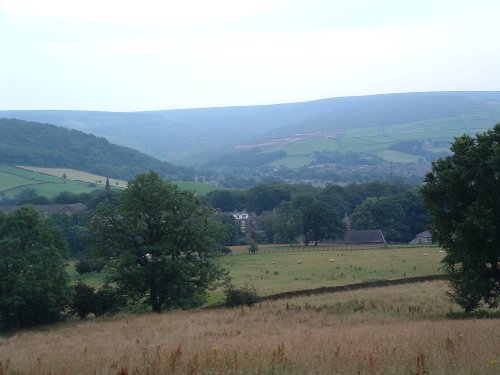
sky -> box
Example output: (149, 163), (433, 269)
(1, 0), (499, 111)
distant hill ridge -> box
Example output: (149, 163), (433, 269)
(0, 118), (192, 180)
(1, 91), (500, 163)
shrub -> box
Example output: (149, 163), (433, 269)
(94, 286), (122, 317)
(71, 282), (96, 319)
(71, 282), (122, 319)
(224, 283), (259, 307)
(75, 258), (104, 274)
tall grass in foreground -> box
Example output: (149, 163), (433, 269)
(1, 282), (499, 375)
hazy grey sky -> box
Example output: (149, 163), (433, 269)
(1, 0), (499, 111)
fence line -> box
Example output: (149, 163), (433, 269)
(229, 243), (438, 255)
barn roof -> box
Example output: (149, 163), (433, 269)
(337, 229), (386, 244)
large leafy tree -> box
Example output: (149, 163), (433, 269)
(421, 124), (500, 311)
(275, 201), (301, 246)
(0, 207), (72, 329)
(89, 171), (227, 312)
(278, 194), (345, 246)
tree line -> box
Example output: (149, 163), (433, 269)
(204, 181), (427, 244)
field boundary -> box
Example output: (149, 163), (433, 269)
(230, 243), (438, 255)
(259, 274), (448, 302)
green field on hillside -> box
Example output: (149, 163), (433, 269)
(0, 164), (101, 198)
(260, 114), (496, 164)
(0, 164), (220, 199)
(375, 150), (423, 163)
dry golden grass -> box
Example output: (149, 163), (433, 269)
(1, 281), (499, 375)
(17, 166), (128, 187)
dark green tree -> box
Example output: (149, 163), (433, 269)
(71, 282), (96, 319)
(89, 171), (227, 313)
(50, 212), (89, 257)
(71, 282), (122, 319)
(284, 194), (345, 246)
(0, 207), (72, 329)
(220, 214), (243, 246)
(275, 201), (301, 246)
(421, 124), (500, 311)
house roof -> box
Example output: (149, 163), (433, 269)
(337, 229), (386, 244)
(415, 230), (432, 238)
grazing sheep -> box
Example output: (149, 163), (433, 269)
(271, 262), (275, 264)
(438, 250), (444, 253)
(329, 258), (335, 262)
(423, 253), (429, 256)
(297, 260), (302, 264)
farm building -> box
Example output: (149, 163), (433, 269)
(223, 209), (258, 239)
(409, 230), (433, 245)
(332, 229), (387, 245)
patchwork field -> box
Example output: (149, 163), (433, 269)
(0, 164), (102, 198)
(17, 166), (128, 186)
(258, 114), (497, 165)
(0, 164), (220, 199)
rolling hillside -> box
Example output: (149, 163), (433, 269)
(0, 118), (193, 180)
(2, 91), (499, 165)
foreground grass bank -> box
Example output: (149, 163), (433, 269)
(1, 281), (499, 375)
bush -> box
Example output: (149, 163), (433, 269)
(224, 283), (259, 307)
(71, 282), (96, 319)
(75, 258), (105, 274)
(94, 286), (122, 317)
(71, 282), (122, 319)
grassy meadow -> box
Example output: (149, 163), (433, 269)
(211, 246), (444, 303)
(1, 280), (499, 375)
(0, 164), (102, 198)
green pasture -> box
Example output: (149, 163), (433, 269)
(283, 138), (339, 155)
(0, 164), (100, 198)
(269, 155), (314, 169)
(375, 150), (423, 163)
(66, 261), (107, 288)
(208, 246), (444, 304)
(5, 182), (98, 198)
(64, 246), (444, 306)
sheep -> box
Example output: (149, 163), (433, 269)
(329, 258), (335, 262)
(423, 253), (429, 256)
(271, 262), (275, 264)
(297, 260), (302, 264)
